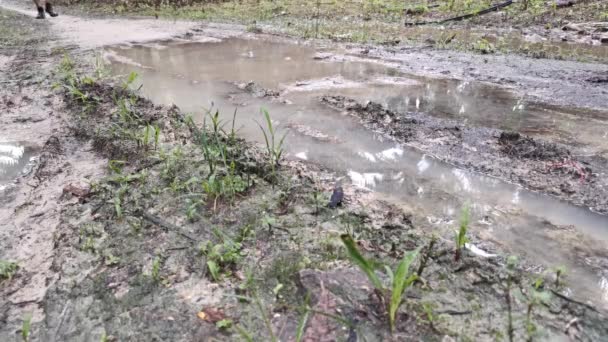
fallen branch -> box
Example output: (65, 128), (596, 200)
(142, 212), (198, 242)
(436, 309), (473, 315)
(405, 0), (513, 26)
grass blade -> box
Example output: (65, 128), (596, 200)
(253, 292), (277, 342)
(389, 247), (421, 332)
(235, 325), (254, 342)
(295, 308), (310, 342)
(256, 120), (272, 154)
(340, 234), (383, 291)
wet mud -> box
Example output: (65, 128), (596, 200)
(26, 80), (608, 341)
(321, 95), (608, 214)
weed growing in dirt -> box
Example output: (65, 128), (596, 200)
(151, 256), (162, 283)
(235, 325), (255, 342)
(184, 112), (250, 208)
(261, 213), (277, 234)
(471, 38), (495, 54)
(522, 287), (551, 341)
(235, 290), (279, 342)
(187, 115), (216, 175)
(216, 318), (233, 330)
(132, 124), (161, 151)
(79, 223), (103, 254)
(340, 234), (421, 333)
(421, 302), (436, 329)
(295, 300), (311, 342)
(454, 205), (470, 262)
(339, 212), (364, 236)
(93, 53), (108, 80)
(0, 260), (18, 281)
(434, 32), (457, 49)
(257, 109), (287, 186)
(200, 229), (244, 282)
(21, 313), (32, 342)
(104, 253), (121, 267)
(308, 179), (328, 217)
(81, 236), (96, 253)
(185, 198), (205, 222)
(58, 53), (75, 79)
(113, 185), (128, 219)
(553, 265), (566, 288)
(202, 170), (248, 211)
(254, 292), (278, 342)
(55, 54), (96, 108)
(122, 71), (139, 91)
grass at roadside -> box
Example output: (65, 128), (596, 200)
(54, 0), (608, 63)
(0, 9), (46, 50)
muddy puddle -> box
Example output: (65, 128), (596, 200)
(104, 37), (608, 310)
(0, 141), (36, 193)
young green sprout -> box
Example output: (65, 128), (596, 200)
(554, 266), (566, 288)
(525, 287), (551, 341)
(256, 109), (287, 186)
(21, 313), (32, 342)
(454, 205), (470, 262)
(151, 256), (162, 282)
(0, 260), (18, 281)
(340, 234), (420, 333)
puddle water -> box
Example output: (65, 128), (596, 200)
(105, 37), (608, 309)
(0, 142), (36, 192)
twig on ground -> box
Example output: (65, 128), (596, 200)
(142, 212), (198, 242)
(550, 289), (599, 313)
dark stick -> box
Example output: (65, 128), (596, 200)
(405, 0), (514, 26)
(550, 289), (599, 313)
(142, 212), (198, 242)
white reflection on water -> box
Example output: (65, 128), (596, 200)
(348, 171), (383, 188)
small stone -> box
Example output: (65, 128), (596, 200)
(63, 182), (91, 198)
(313, 52), (332, 60)
(555, 0), (575, 8)
(524, 33), (546, 44)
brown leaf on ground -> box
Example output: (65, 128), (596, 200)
(197, 308), (227, 323)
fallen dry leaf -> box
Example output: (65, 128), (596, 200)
(197, 308), (227, 323)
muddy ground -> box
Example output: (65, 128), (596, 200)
(1, 3), (608, 342)
(319, 95), (608, 215)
